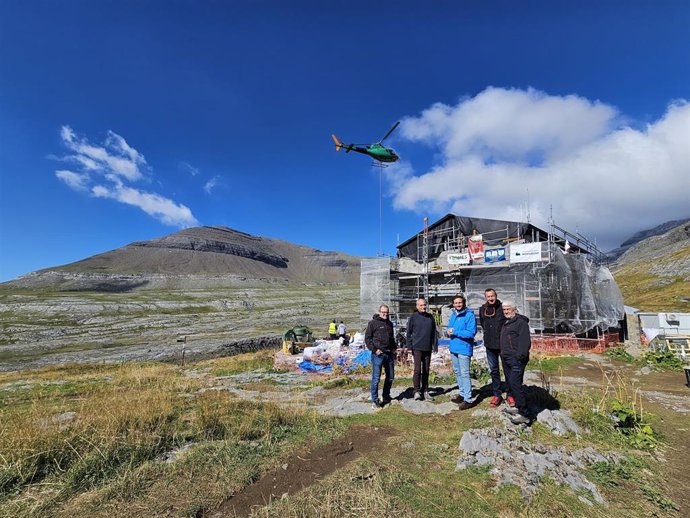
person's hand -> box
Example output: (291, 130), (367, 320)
(375, 349), (382, 356)
(446, 328), (453, 337)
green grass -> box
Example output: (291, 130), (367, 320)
(0, 359), (343, 517)
(613, 246), (690, 311)
(529, 355), (585, 373)
(202, 350), (278, 376)
(0, 350), (681, 518)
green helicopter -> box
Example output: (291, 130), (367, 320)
(331, 121), (400, 165)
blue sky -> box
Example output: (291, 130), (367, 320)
(1, 1), (689, 282)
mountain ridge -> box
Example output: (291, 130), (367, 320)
(610, 220), (690, 311)
(607, 217), (690, 261)
(6, 226), (361, 290)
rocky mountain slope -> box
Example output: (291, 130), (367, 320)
(0, 227), (363, 370)
(606, 217), (690, 261)
(7, 226), (360, 290)
(610, 221), (690, 311)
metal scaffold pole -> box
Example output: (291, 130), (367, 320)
(422, 216), (429, 300)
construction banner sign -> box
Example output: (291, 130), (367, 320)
(447, 252), (471, 265)
(510, 242), (543, 263)
(468, 235), (484, 261)
(484, 247), (507, 264)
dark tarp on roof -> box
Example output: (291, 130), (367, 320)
(397, 214), (553, 261)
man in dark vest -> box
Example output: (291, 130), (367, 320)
(479, 288), (512, 407)
(406, 297), (438, 401)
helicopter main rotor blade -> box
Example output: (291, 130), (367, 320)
(379, 121), (400, 143)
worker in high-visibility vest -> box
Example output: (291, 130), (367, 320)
(328, 320), (337, 339)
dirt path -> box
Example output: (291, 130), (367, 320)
(207, 425), (394, 518)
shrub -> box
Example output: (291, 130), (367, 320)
(639, 350), (685, 371)
(610, 400), (659, 450)
(605, 346), (635, 363)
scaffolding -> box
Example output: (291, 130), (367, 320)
(361, 214), (624, 337)
(360, 257), (391, 325)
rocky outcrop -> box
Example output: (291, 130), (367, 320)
(607, 218), (690, 261)
(611, 222), (690, 279)
(457, 426), (619, 504)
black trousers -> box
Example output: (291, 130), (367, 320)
(412, 349), (432, 393)
(503, 355), (529, 415)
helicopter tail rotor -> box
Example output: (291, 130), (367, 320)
(331, 134), (343, 152)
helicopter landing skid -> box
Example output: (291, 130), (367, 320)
(371, 161), (388, 168)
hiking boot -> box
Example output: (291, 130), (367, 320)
(458, 401), (473, 411)
(424, 392), (434, 402)
(371, 401), (382, 410)
(450, 395), (464, 404)
(489, 396), (503, 407)
(507, 396), (516, 407)
(414, 392), (422, 401)
(501, 406), (519, 415)
(509, 414), (531, 425)
(382, 396), (392, 406)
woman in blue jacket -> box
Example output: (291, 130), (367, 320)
(446, 295), (477, 410)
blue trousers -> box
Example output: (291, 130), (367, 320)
(486, 348), (511, 397)
(371, 351), (394, 403)
(451, 352), (473, 403)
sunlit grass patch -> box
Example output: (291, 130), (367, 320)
(529, 354), (585, 373)
(200, 349), (277, 375)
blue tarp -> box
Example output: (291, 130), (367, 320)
(298, 349), (373, 374)
(298, 360), (333, 373)
(350, 349), (372, 370)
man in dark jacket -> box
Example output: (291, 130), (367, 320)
(479, 288), (511, 407)
(406, 297), (438, 401)
(499, 299), (532, 425)
(365, 304), (396, 409)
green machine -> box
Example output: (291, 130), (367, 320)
(282, 326), (314, 354)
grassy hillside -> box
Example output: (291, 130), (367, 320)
(0, 351), (683, 518)
(613, 246), (690, 311)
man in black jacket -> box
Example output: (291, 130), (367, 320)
(479, 288), (510, 407)
(406, 297), (438, 401)
(365, 304), (396, 409)
(499, 299), (532, 425)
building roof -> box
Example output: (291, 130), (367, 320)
(397, 213), (574, 261)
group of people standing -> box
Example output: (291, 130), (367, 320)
(328, 320), (348, 340)
(364, 289), (532, 425)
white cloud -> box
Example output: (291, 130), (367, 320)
(91, 183), (198, 227)
(59, 125), (146, 181)
(55, 170), (89, 191)
(203, 175), (221, 194)
(54, 126), (199, 227)
(393, 88), (690, 250)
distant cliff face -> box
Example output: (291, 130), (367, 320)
(610, 221), (690, 311)
(607, 218), (690, 261)
(7, 226), (361, 290)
